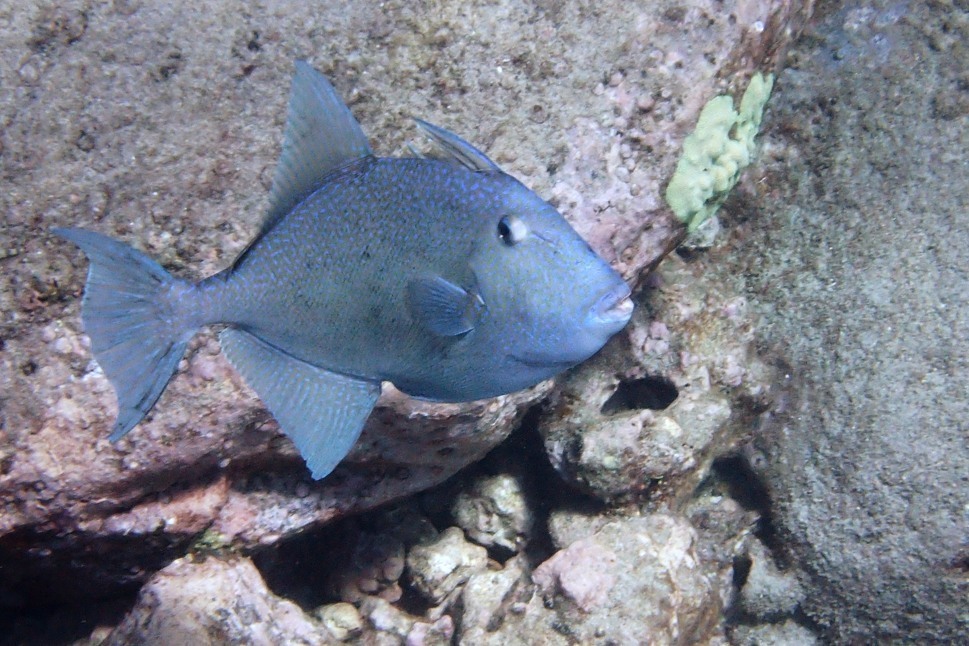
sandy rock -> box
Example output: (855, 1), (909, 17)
(451, 473), (534, 552)
(104, 555), (332, 645)
(406, 527), (488, 606)
(1, 0), (813, 602)
(735, 2), (969, 641)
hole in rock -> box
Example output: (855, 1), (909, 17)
(732, 554), (752, 587)
(600, 375), (678, 415)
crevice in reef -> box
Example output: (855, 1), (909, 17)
(710, 454), (786, 566)
(600, 375), (679, 415)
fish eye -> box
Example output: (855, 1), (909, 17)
(497, 215), (528, 246)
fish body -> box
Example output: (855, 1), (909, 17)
(55, 62), (633, 479)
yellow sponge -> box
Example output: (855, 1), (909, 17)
(665, 73), (774, 231)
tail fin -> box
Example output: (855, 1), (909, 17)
(54, 228), (198, 441)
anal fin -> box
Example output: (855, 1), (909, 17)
(220, 328), (380, 479)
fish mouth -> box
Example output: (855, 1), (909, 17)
(590, 282), (634, 327)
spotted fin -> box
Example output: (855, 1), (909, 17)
(220, 328), (380, 479)
(413, 119), (500, 173)
(406, 275), (484, 337)
(262, 61), (374, 236)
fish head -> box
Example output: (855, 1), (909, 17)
(469, 175), (634, 379)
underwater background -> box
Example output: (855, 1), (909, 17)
(0, 0), (965, 643)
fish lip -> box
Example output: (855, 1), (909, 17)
(590, 282), (634, 326)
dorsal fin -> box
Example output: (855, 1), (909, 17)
(413, 118), (500, 172)
(261, 61), (374, 236)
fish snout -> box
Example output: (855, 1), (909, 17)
(589, 282), (634, 329)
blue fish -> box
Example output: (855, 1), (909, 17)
(55, 62), (633, 479)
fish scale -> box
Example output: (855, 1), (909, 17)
(54, 61), (633, 479)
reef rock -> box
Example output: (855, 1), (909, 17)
(463, 513), (725, 645)
(736, 2), (969, 642)
(104, 556), (334, 645)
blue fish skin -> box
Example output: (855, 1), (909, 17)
(55, 62), (634, 479)
(203, 156), (629, 401)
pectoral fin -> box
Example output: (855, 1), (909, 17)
(220, 328), (380, 479)
(406, 275), (485, 337)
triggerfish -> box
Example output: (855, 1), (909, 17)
(55, 61), (633, 479)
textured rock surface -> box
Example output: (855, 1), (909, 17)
(733, 1), (969, 641)
(405, 526), (488, 606)
(456, 511), (742, 645)
(737, 539), (804, 622)
(730, 620), (818, 646)
(451, 472), (534, 552)
(541, 252), (773, 501)
(104, 555), (335, 645)
(0, 0), (812, 602)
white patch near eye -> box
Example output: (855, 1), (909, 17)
(498, 215), (528, 245)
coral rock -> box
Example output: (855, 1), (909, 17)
(451, 473), (534, 552)
(105, 556), (332, 645)
(405, 527), (488, 606)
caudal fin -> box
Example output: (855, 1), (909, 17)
(54, 228), (197, 441)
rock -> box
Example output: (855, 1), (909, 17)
(730, 620), (818, 646)
(315, 603), (364, 642)
(534, 513), (723, 644)
(541, 250), (772, 501)
(533, 537), (617, 611)
(329, 531), (406, 603)
(104, 555), (333, 645)
(405, 527), (488, 606)
(451, 473), (534, 552)
(0, 0), (813, 602)
(459, 556), (527, 639)
(359, 596), (454, 645)
(731, 1), (969, 642)
(737, 539), (803, 622)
